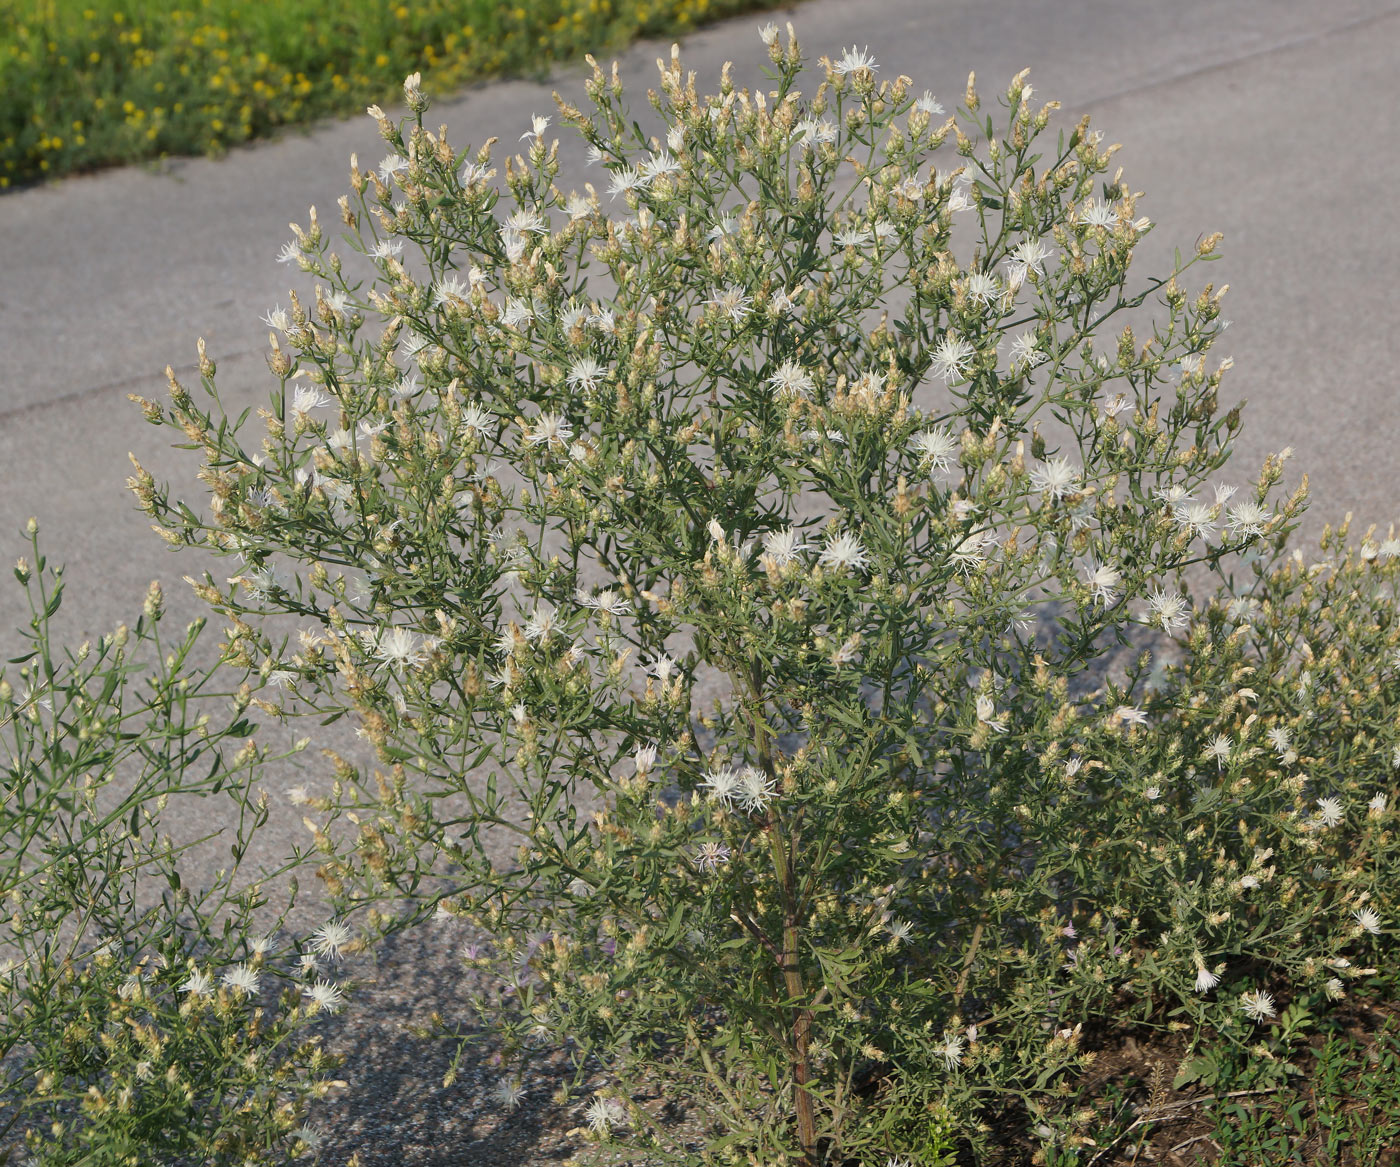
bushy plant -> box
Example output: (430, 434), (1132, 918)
(122, 25), (1398, 1164)
(0, 522), (357, 1166)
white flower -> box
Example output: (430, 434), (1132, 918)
(1143, 785), (1161, 801)
(881, 918), (913, 947)
(736, 766), (777, 813)
(1083, 560), (1122, 606)
(369, 238), (404, 260)
(459, 404), (493, 436)
(276, 240), (303, 265)
(1354, 907), (1382, 935)
(1239, 989), (1276, 1022)
(1240, 874), (1259, 890)
(1079, 198), (1117, 229)
(794, 117), (838, 145)
(1266, 726), (1292, 756)
(1174, 501), (1219, 541)
(975, 694), (1006, 734)
(179, 968), (214, 999)
(1029, 456), (1079, 500)
(1368, 793), (1388, 817)
(375, 626), (430, 671)
(501, 227), (527, 262)
(1114, 705), (1148, 727)
(567, 357), (607, 394)
(565, 191), (595, 220)
(965, 270), (1001, 306)
(1206, 734), (1232, 769)
(819, 532), (869, 573)
(758, 21), (780, 46)
(1147, 588), (1190, 635)
(494, 1078), (527, 1110)
(911, 427), (959, 473)
(505, 207), (548, 235)
(1314, 797), (1344, 828)
(262, 304), (291, 332)
(519, 113), (550, 142)
(833, 45), (878, 75)
(767, 359), (815, 398)
(221, 963), (260, 996)
(460, 160), (494, 186)
(606, 165), (651, 198)
(309, 919), (354, 962)
(1227, 500), (1271, 539)
(701, 766), (740, 807)
(834, 225), (873, 249)
(1006, 238), (1053, 286)
(584, 1096), (626, 1134)
(1101, 392), (1132, 419)
(524, 603), (558, 643)
(634, 745), (658, 774)
(935, 1033), (965, 1070)
(704, 284), (753, 323)
(1194, 966), (1220, 993)
(526, 412), (574, 447)
(695, 840), (731, 871)
(304, 979), (345, 1014)
(641, 150), (680, 181)
(578, 586), (628, 616)
(762, 528), (807, 566)
(914, 90), (944, 115)
(930, 333), (976, 383)
(946, 186), (973, 213)
(1324, 977), (1346, 1000)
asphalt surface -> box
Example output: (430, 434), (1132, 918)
(2, 0), (1399, 945)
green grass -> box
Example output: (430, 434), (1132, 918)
(0, 0), (786, 188)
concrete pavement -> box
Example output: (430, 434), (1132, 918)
(2, 0), (1399, 943)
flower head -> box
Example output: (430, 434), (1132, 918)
(304, 979), (345, 1014)
(1239, 989), (1276, 1022)
(221, 963), (260, 996)
(525, 412), (574, 448)
(1083, 559), (1122, 607)
(930, 333), (976, 383)
(767, 359), (816, 399)
(762, 527), (807, 566)
(833, 46), (878, 76)
(819, 532), (869, 573)
(1314, 797), (1345, 828)
(1195, 966), (1220, 993)
(1147, 587), (1190, 635)
(309, 919), (354, 962)
(494, 1078), (528, 1110)
(695, 840), (731, 871)
(1354, 907), (1382, 935)
(1029, 456), (1079, 500)
(911, 427), (959, 473)
(704, 284), (753, 324)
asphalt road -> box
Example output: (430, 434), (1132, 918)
(2, 0), (1398, 944)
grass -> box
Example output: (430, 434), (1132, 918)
(0, 0), (787, 188)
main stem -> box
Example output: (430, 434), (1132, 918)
(749, 662), (818, 1165)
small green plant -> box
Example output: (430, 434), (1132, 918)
(0, 521), (357, 1165)
(93, 23), (1400, 1166)
(0, 0), (787, 188)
